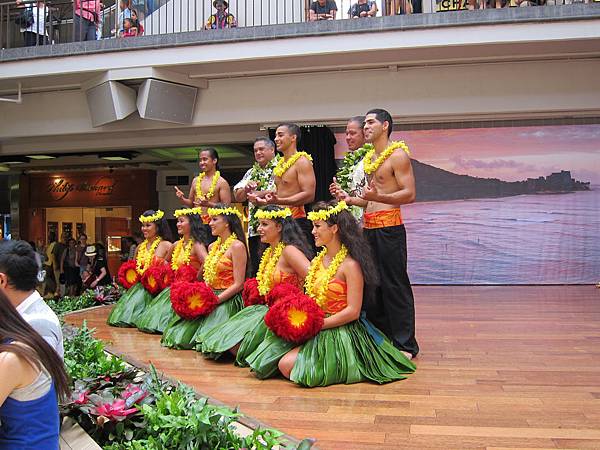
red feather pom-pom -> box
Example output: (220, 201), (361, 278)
(265, 282), (303, 308)
(141, 264), (169, 295)
(117, 261), (139, 289)
(170, 281), (219, 320)
(264, 293), (324, 344)
(242, 278), (265, 307)
(161, 265), (175, 289)
(174, 264), (199, 283)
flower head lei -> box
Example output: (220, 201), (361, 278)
(174, 207), (202, 218)
(363, 141), (410, 175)
(139, 210), (164, 223)
(307, 201), (349, 222)
(207, 207), (244, 221)
(255, 208), (292, 221)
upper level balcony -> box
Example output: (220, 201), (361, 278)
(1, 1), (599, 156)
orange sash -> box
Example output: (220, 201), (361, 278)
(285, 205), (306, 219)
(363, 209), (403, 229)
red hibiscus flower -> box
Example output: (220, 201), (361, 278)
(117, 261), (139, 289)
(264, 293), (324, 344)
(174, 264), (199, 283)
(242, 278), (265, 307)
(170, 281), (219, 320)
(265, 282), (303, 308)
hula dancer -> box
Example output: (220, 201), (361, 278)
(161, 205), (247, 349)
(108, 210), (172, 327)
(246, 201), (415, 386)
(251, 123), (316, 252)
(136, 208), (208, 333)
(200, 205), (312, 360)
(174, 147), (231, 242)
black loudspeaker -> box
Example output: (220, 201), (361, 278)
(85, 81), (137, 128)
(136, 79), (198, 124)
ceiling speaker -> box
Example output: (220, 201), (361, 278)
(137, 79), (197, 124)
(85, 81), (137, 128)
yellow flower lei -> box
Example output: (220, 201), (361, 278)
(273, 151), (313, 178)
(363, 141), (410, 175)
(207, 207), (244, 221)
(174, 207), (202, 218)
(255, 208), (292, 220)
(304, 245), (348, 308)
(203, 233), (237, 286)
(136, 237), (162, 274)
(195, 171), (220, 201)
(307, 201), (348, 222)
(256, 242), (285, 296)
(139, 210), (164, 223)
(170, 238), (194, 271)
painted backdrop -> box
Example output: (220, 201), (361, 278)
(335, 124), (600, 284)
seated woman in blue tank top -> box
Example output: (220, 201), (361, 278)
(0, 291), (70, 450)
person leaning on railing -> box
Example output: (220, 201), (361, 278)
(73, 0), (100, 41)
(348, 0), (378, 18)
(309, 0), (338, 21)
(15, 0), (49, 46)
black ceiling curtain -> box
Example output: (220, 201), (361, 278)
(269, 125), (336, 206)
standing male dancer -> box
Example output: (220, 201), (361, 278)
(175, 147), (231, 240)
(332, 109), (419, 359)
(252, 123), (316, 250)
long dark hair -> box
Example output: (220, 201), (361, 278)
(311, 200), (379, 286)
(0, 291), (70, 401)
(187, 213), (210, 246)
(141, 210), (173, 242)
(257, 205), (314, 260)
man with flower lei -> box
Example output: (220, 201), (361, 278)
(250, 123), (316, 252)
(333, 108), (419, 360)
(243, 201), (415, 386)
(199, 206), (311, 361)
(174, 147), (232, 232)
(161, 205), (248, 350)
(233, 137), (280, 276)
(329, 116), (369, 222)
(108, 209), (172, 328)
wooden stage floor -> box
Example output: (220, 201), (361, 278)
(65, 286), (600, 450)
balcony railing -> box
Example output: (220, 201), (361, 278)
(0, 0), (596, 49)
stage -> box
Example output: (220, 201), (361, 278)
(65, 285), (600, 449)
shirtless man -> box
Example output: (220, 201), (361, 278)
(251, 123), (316, 250)
(331, 108), (419, 359)
(175, 147), (231, 240)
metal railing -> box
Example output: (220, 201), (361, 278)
(0, 0), (595, 49)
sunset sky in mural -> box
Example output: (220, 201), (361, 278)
(335, 124), (600, 184)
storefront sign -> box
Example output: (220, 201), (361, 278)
(47, 176), (117, 201)
(436, 0), (466, 11)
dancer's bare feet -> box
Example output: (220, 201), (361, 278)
(401, 351), (413, 360)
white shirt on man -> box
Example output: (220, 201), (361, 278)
(16, 290), (64, 359)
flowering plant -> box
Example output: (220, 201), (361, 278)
(264, 293), (324, 343)
(171, 281), (219, 320)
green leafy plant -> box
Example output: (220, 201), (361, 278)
(47, 284), (124, 316)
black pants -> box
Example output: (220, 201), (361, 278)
(23, 31), (46, 46)
(364, 224), (419, 357)
(248, 235), (261, 278)
(294, 217), (317, 255)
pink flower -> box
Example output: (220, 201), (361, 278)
(74, 391), (90, 405)
(122, 384), (148, 403)
(92, 399), (138, 422)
